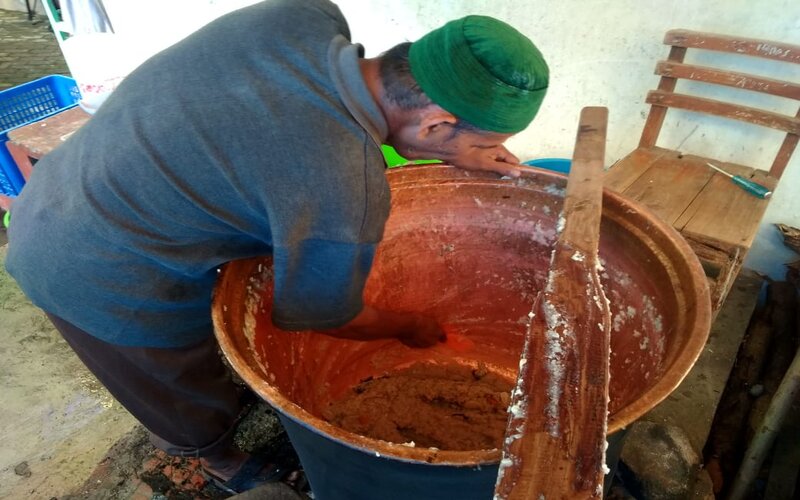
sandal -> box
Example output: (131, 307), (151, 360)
(202, 444), (301, 495)
(225, 481), (308, 499)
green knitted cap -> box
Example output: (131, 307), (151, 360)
(409, 15), (549, 133)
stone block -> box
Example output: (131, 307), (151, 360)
(620, 421), (702, 500)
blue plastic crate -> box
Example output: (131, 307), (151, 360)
(0, 75), (80, 196)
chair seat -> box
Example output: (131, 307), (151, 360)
(605, 146), (779, 312)
(605, 146), (778, 249)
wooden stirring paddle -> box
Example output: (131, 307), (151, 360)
(495, 107), (612, 500)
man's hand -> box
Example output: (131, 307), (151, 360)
(315, 306), (446, 348)
(396, 314), (446, 348)
(449, 144), (523, 178)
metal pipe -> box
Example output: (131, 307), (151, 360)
(728, 345), (800, 500)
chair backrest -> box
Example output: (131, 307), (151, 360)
(640, 29), (800, 178)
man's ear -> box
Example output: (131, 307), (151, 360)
(417, 105), (458, 140)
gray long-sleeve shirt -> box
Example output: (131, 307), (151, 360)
(6, 0), (391, 347)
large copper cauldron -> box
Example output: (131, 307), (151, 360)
(212, 165), (711, 499)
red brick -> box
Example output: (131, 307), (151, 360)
(188, 473), (207, 490)
(141, 457), (161, 472)
(128, 480), (153, 500)
(170, 467), (191, 485)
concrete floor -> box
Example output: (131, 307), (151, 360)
(1, 18), (125, 497)
(0, 245), (138, 498)
(0, 15), (112, 497)
(1, 18), (124, 490)
(0, 8), (70, 91)
(0, 245), (288, 499)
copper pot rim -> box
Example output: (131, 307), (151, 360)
(212, 165), (712, 465)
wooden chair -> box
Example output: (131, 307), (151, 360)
(605, 29), (799, 313)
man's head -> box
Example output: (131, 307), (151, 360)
(376, 15), (549, 176)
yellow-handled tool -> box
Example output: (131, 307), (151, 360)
(706, 163), (772, 199)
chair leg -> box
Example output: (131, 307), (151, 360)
(682, 232), (745, 315)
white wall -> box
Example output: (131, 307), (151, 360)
(68, 0), (800, 278)
(0, 0), (45, 13)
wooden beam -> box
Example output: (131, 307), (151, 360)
(7, 106), (90, 158)
(639, 46), (686, 148)
(604, 147), (673, 194)
(646, 90), (800, 135)
(5, 141), (35, 180)
(495, 107), (611, 500)
(0, 194), (12, 212)
(770, 108), (800, 179)
(620, 153), (714, 225)
(655, 61), (800, 100)
(665, 30), (800, 64)
(675, 160), (776, 249)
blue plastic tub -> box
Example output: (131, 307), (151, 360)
(0, 75), (80, 196)
(278, 414), (626, 499)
